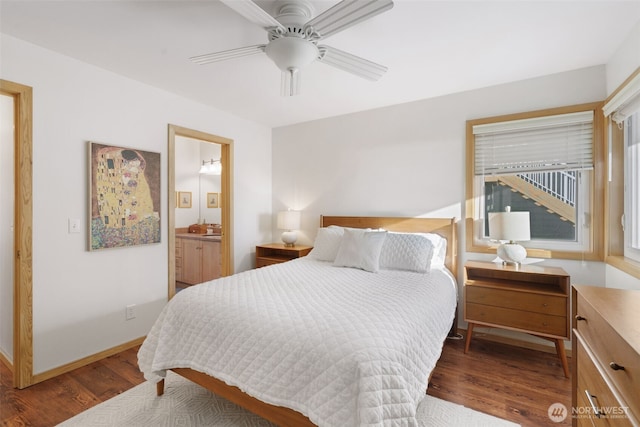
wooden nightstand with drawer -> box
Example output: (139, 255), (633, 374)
(255, 243), (312, 268)
(464, 260), (570, 377)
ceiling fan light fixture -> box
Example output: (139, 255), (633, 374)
(265, 37), (319, 72)
(282, 68), (300, 96)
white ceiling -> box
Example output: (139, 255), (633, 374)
(2, 0), (640, 128)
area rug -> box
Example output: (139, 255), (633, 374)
(58, 372), (519, 427)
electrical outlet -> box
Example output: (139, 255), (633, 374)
(68, 218), (81, 234)
(125, 304), (136, 320)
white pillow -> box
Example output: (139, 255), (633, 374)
(333, 229), (387, 273)
(307, 227), (344, 261)
(422, 233), (447, 268)
(379, 232), (434, 273)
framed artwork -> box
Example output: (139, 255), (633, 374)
(178, 191), (192, 208)
(207, 192), (219, 208)
(89, 142), (161, 251)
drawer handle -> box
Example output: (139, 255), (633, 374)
(575, 315), (586, 321)
(609, 362), (625, 371)
(584, 390), (602, 418)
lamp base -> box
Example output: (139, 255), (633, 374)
(497, 242), (527, 266)
(281, 231), (297, 247)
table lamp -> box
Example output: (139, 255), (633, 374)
(489, 206), (531, 266)
(277, 210), (301, 247)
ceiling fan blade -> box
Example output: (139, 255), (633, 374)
(190, 45), (266, 65)
(219, 0), (286, 32)
(318, 45), (387, 81)
(304, 0), (393, 39)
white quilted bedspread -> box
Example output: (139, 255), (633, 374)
(138, 258), (457, 427)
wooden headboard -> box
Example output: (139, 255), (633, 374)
(320, 215), (458, 279)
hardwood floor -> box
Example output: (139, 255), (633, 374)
(430, 336), (571, 427)
(1, 337), (570, 427)
(0, 347), (144, 427)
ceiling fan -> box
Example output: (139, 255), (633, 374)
(191, 0), (394, 96)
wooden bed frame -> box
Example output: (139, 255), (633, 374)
(156, 216), (458, 427)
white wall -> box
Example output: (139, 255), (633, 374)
(605, 264), (640, 290)
(273, 65), (611, 339)
(0, 34), (272, 374)
(606, 19), (640, 94)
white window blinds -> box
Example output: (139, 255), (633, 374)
(473, 111), (594, 176)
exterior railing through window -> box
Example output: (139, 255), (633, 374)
(517, 171), (577, 207)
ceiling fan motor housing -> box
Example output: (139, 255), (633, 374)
(272, 0), (314, 34)
(266, 0), (319, 72)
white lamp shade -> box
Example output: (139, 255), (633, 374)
(488, 208), (530, 242)
(489, 207), (530, 265)
(265, 37), (319, 72)
(277, 210), (301, 231)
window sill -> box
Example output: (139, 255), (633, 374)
(466, 242), (601, 262)
(606, 255), (640, 280)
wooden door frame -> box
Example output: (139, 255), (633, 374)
(1, 79), (34, 389)
(168, 125), (233, 299)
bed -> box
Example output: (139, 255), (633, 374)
(138, 216), (458, 426)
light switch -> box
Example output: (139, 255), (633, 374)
(68, 218), (81, 233)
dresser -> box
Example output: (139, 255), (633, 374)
(572, 285), (640, 426)
(255, 243), (312, 268)
(464, 260), (570, 377)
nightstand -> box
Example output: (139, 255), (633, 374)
(255, 243), (312, 268)
(463, 260), (570, 377)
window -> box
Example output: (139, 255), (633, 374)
(604, 68), (640, 277)
(466, 103), (604, 261)
(624, 112), (640, 262)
